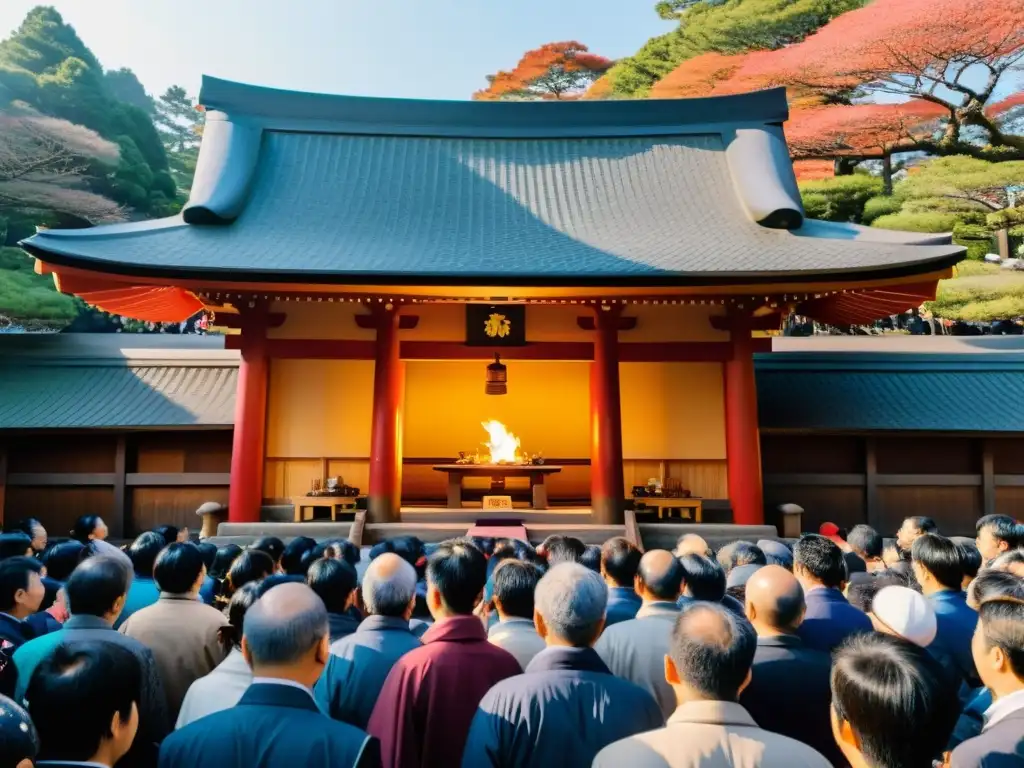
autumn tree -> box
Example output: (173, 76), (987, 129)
(0, 111), (123, 223)
(474, 42), (613, 100)
(703, 0), (1024, 157)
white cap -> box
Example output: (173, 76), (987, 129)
(872, 585), (937, 647)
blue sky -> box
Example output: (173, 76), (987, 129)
(0, 0), (672, 100)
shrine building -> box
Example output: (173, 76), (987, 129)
(20, 77), (964, 529)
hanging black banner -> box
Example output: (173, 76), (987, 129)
(466, 305), (526, 346)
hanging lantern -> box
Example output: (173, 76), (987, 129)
(485, 353), (507, 396)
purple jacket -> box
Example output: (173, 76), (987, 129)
(367, 615), (521, 768)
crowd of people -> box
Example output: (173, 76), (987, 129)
(0, 511), (1020, 767)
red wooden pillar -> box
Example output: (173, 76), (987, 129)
(368, 306), (404, 523)
(723, 314), (764, 526)
(228, 307), (269, 523)
(590, 305), (625, 525)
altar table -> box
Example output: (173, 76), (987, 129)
(432, 464), (563, 510)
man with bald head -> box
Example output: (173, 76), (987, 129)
(315, 552), (422, 729)
(739, 565), (842, 765)
(596, 550), (685, 717)
(159, 583), (378, 768)
(674, 533), (712, 559)
(595, 602), (830, 768)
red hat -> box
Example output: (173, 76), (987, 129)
(819, 522), (846, 545)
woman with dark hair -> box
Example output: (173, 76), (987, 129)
(7, 519), (47, 555)
(280, 536), (317, 576)
(0, 533), (34, 561)
(200, 544), (242, 606)
(38, 541), (85, 618)
(831, 633), (959, 768)
(153, 524), (190, 546)
(175, 582), (260, 729)
(70, 515), (107, 543)
(225, 549), (275, 598)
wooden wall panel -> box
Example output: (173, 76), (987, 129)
(131, 432), (233, 474)
(130, 487), (230, 535)
(762, 435), (864, 474)
(877, 486), (981, 536)
(619, 363), (725, 459)
(624, 460), (727, 499)
(763, 484), (865, 534)
(995, 487), (1024, 519)
(265, 359), (375, 458)
(5, 487), (114, 538)
(263, 458), (322, 500)
(7, 435), (117, 473)
(991, 439), (1024, 474)
(327, 460), (370, 495)
(876, 438), (980, 475)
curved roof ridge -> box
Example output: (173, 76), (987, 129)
(198, 76), (790, 138)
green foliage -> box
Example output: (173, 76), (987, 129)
(798, 173), (883, 222)
(861, 195), (901, 223)
(988, 207), (1024, 229)
(605, 0), (867, 97)
(0, 245), (77, 325)
(103, 67), (153, 113)
(926, 266), (1024, 321)
(871, 211), (962, 233)
(154, 86), (203, 193)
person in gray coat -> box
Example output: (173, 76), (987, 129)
(461, 562), (663, 768)
(314, 553), (422, 729)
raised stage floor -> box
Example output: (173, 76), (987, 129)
(213, 505), (780, 550)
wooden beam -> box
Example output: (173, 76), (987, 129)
(865, 437), (879, 530)
(214, 312), (287, 330)
(576, 316), (638, 331)
(125, 473), (232, 486)
(619, 342), (733, 363)
(401, 341), (592, 361)
(875, 474), (982, 487)
(354, 314), (419, 330)
(994, 475), (1024, 487)
(982, 440), (996, 517)
(7, 473), (116, 487)
(764, 473), (866, 487)
(111, 435), (127, 539)
(246, 338), (736, 363)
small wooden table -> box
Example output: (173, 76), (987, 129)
(291, 495), (362, 522)
(433, 464), (562, 510)
(632, 496), (703, 523)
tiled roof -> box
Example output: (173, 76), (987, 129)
(0, 335), (238, 429)
(757, 339), (1024, 432)
(21, 78), (962, 286)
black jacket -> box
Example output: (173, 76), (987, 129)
(740, 634), (846, 767)
(160, 682), (377, 768)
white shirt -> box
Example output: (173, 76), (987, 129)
(175, 648), (253, 729)
(488, 618), (544, 671)
(984, 687), (1024, 729)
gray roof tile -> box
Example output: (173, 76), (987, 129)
(0, 361), (237, 429)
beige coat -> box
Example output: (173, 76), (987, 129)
(487, 618), (544, 671)
(593, 701), (832, 768)
(594, 601), (679, 718)
(120, 593), (229, 720)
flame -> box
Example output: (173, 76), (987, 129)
(482, 420), (521, 464)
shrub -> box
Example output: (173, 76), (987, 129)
(871, 211), (962, 233)
(861, 195), (901, 223)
